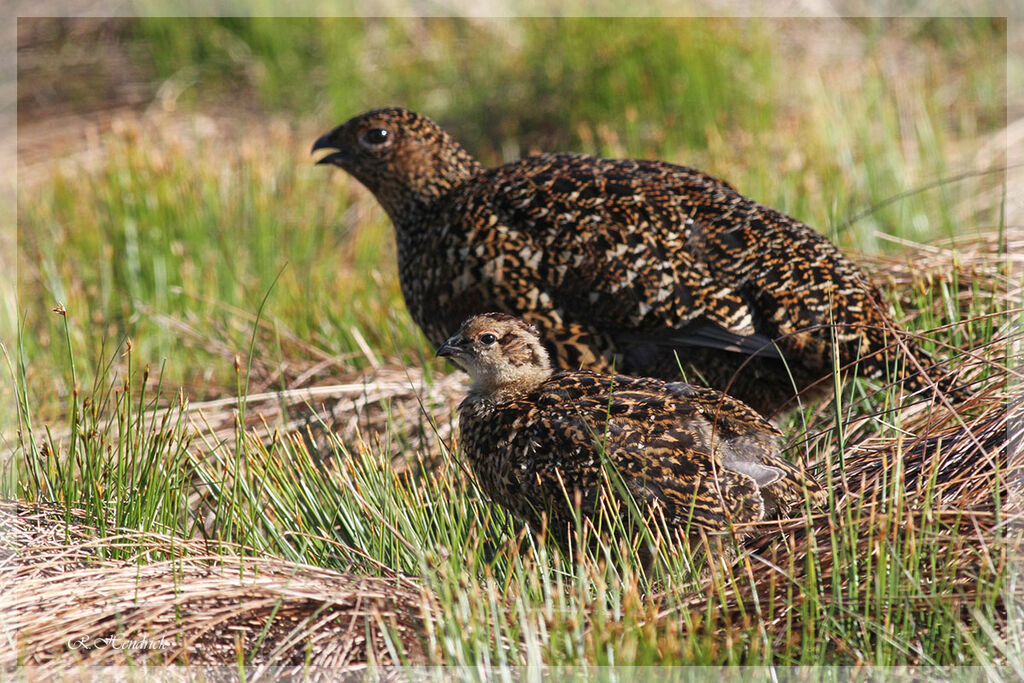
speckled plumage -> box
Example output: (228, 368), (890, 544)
(314, 107), (964, 416)
(437, 313), (825, 549)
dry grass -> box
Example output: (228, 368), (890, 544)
(1, 502), (434, 674)
(185, 366), (465, 474)
(659, 507), (1018, 662)
(841, 392), (1021, 507)
(643, 389), (1023, 662)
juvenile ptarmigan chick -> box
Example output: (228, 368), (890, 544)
(314, 107), (967, 417)
(437, 313), (825, 555)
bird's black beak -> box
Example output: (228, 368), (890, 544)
(436, 337), (464, 359)
(312, 131), (347, 166)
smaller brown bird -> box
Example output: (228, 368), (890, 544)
(438, 313), (825, 560)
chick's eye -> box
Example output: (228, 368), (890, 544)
(360, 128), (391, 147)
(479, 333), (497, 346)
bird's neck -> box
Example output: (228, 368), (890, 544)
(467, 367), (552, 405)
(376, 142), (484, 223)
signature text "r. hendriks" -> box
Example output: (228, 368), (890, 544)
(68, 635), (172, 651)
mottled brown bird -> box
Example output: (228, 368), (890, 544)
(314, 107), (965, 416)
(436, 313), (825, 553)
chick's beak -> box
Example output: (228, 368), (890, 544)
(311, 130), (348, 166)
(436, 337), (465, 359)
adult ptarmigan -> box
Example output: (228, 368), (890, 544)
(314, 107), (965, 416)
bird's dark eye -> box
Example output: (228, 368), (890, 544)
(360, 128), (391, 148)
(479, 333), (497, 346)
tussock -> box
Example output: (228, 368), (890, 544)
(1, 502), (433, 674)
(842, 394), (1022, 508)
(662, 506), (1019, 662)
(655, 384), (1024, 655)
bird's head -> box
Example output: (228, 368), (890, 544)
(312, 107), (482, 219)
(437, 313), (553, 396)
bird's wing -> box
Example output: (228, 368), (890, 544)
(662, 381), (782, 434)
(516, 376), (771, 530)
(464, 154), (772, 357)
(661, 381), (824, 511)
